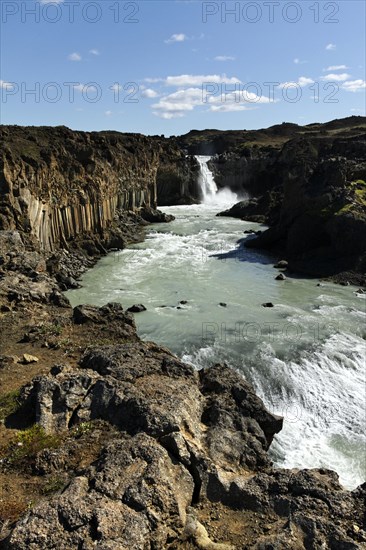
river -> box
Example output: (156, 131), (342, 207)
(66, 157), (366, 490)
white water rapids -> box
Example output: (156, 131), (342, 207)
(67, 156), (366, 490)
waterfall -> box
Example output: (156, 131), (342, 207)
(195, 155), (238, 206)
(196, 156), (218, 201)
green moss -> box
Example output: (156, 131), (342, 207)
(0, 390), (21, 420)
(335, 189), (366, 216)
(8, 425), (62, 468)
(41, 476), (65, 495)
(336, 203), (353, 215)
(355, 188), (366, 204)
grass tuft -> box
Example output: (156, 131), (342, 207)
(0, 390), (21, 420)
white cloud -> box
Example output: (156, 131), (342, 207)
(153, 111), (185, 120)
(342, 80), (366, 92)
(165, 74), (241, 87)
(324, 65), (349, 71)
(105, 111), (112, 116)
(298, 76), (314, 87)
(326, 43), (336, 51)
(89, 49), (100, 56)
(208, 90), (272, 106)
(141, 88), (158, 98)
(68, 52), (82, 62)
(278, 76), (314, 89)
(214, 55), (235, 61)
(294, 58), (307, 65)
(165, 33), (187, 44)
(145, 77), (164, 84)
(152, 87), (203, 118)
(73, 84), (98, 94)
(322, 73), (351, 82)
(152, 84), (272, 119)
(209, 104), (252, 112)
(0, 80), (15, 90)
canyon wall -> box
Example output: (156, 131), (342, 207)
(0, 126), (170, 251)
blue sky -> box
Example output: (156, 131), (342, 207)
(1, 0), (365, 135)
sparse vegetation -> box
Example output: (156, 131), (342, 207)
(41, 476), (65, 495)
(0, 497), (28, 527)
(72, 421), (95, 438)
(6, 425), (62, 469)
(0, 390), (21, 420)
(39, 323), (63, 337)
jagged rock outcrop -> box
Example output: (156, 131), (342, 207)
(243, 135), (366, 281)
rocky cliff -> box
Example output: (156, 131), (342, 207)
(0, 126), (163, 251)
(243, 133), (366, 280)
(156, 139), (200, 206)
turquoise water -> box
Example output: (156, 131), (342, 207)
(67, 157), (365, 491)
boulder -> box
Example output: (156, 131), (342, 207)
(4, 340), (365, 549)
(274, 260), (288, 268)
(127, 304), (147, 313)
(139, 207), (175, 223)
(22, 354), (39, 364)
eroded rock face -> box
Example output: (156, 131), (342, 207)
(8, 434), (194, 550)
(210, 121), (366, 282)
(239, 137), (366, 281)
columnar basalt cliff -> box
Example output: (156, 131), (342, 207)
(0, 126), (166, 252)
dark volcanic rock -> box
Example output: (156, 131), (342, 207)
(139, 206), (175, 223)
(7, 433), (194, 550)
(217, 198), (268, 224)
(126, 304), (147, 313)
(274, 260), (288, 268)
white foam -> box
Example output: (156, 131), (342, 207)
(195, 155), (238, 207)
